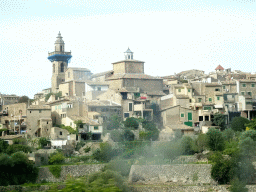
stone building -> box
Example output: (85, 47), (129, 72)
(100, 48), (164, 119)
(26, 105), (52, 137)
(48, 32), (72, 93)
(0, 103), (27, 134)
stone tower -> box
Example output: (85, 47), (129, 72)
(48, 32), (72, 93)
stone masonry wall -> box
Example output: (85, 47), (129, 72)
(129, 164), (216, 185)
(36, 164), (105, 183)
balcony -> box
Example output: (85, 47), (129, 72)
(48, 51), (71, 56)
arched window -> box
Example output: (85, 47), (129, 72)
(60, 63), (64, 72)
(53, 64), (55, 73)
(60, 46), (63, 52)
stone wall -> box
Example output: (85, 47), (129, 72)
(129, 164), (216, 185)
(36, 164), (105, 183)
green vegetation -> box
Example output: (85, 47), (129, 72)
(231, 117), (249, 132)
(60, 124), (77, 134)
(0, 152), (38, 186)
(45, 92), (62, 102)
(104, 115), (122, 130)
(212, 113), (226, 131)
(49, 165), (62, 178)
(123, 117), (139, 129)
(38, 137), (50, 148)
(206, 128), (224, 151)
(48, 152), (65, 165)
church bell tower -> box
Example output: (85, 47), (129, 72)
(48, 32), (72, 93)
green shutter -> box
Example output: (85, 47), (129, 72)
(184, 122), (193, 127)
(188, 89), (190, 92)
(188, 112), (192, 121)
(209, 98), (212, 102)
(217, 96), (220, 100)
(181, 113), (184, 117)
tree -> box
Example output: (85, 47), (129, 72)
(38, 137), (50, 148)
(229, 178), (248, 192)
(206, 128), (225, 151)
(142, 120), (159, 141)
(0, 152), (38, 186)
(231, 117), (249, 132)
(105, 115), (122, 130)
(48, 152), (65, 165)
(181, 136), (194, 155)
(123, 117), (139, 129)
(193, 134), (208, 153)
(93, 142), (114, 162)
(212, 113), (226, 131)
(18, 95), (30, 104)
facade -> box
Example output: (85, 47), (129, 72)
(26, 105), (52, 137)
(0, 103), (27, 134)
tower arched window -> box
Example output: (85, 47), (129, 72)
(60, 46), (63, 52)
(60, 63), (64, 72)
(53, 64), (55, 73)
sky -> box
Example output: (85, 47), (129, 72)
(1, 0), (256, 98)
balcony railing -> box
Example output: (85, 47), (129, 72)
(48, 51), (71, 56)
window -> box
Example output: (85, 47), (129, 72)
(60, 45), (63, 52)
(215, 88), (220, 91)
(94, 126), (98, 130)
(241, 92), (245, 95)
(198, 98), (202, 102)
(97, 87), (101, 91)
(217, 96), (220, 100)
(128, 103), (133, 111)
(124, 113), (129, 118)
(39, 110), (42, 113)
(205, 116), (209, 121)
(47, 121), (48, 124)
(60, 63), (64, 72)
(180, 113), (184, 118)
(178, 89), (181, 92)
(252, 84), (255, 88)
(242, 84), (246, 87)
(209, 98), (212, 102)
(60, 131), (62, 135)
(188, 89), (190, 92)
(30, 111), (32, 113)
(204, 106), (211, 110)
(53, 64), (55, 73)
(248, 92), (252, 96)
(223, 86), (226, 89)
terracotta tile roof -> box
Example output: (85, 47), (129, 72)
(215, 65), (224, 70)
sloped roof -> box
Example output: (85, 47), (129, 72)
(215, 65), (224, 70)
(106, 73), (161, 80)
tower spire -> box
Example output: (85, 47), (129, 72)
(124, 47), (133, 60)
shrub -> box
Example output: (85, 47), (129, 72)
(110, 130), (123, 142)
(48, 152), (65, 165)
(84, 146), (91, 153)
(92, 142), (114, 162)
(106, 159), (133, 176)
(6, 144), (32, 155)
(212, 113), (226, 131)
(75, 141), (86, 151)
(0, 138), (8, 153)
(60, 125), (77, 134)
(49, 166), (62, 178)
(104, 115), (122, 130)
(231, 117), (249, 132)
(123, 129), (134, 141)
(206, 128), (224, 151)
(229, 178), (248, 192)
(123, 117), (139, 129)
(141, 120), (159, 141)
(38, 137), (50, 148)
(240, 130), (256, 141)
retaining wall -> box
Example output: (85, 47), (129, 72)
(36, 164), (105, 183)
(129, 164), (216, 185)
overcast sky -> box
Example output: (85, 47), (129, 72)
(1, 0), (256, 98)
